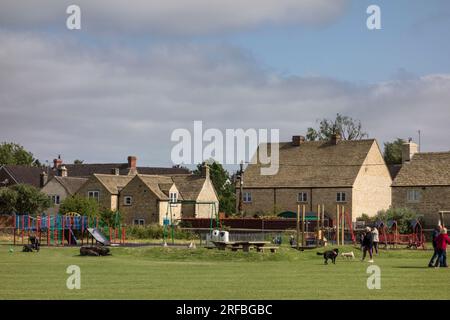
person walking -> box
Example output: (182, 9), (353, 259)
(372, 227), (379, 255)
(361, 226), (374, 263)
(428, 225), (442, 267)
(435, 227), (450, 268)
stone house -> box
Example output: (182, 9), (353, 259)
(391, 141), (450, 227)
(41, 176), (88, 214)
(238, 134), (392, 221)
(119, 166), (219, 225)
(76, 174), (134, 212)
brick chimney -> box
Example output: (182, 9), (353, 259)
(127, 156), (137, 175)
(292, 135), (305, 146)
(40, 171), (48, 188)
(53, 155), (63, 168)
(201, 163), (210, 178)
(330, 133), (341, 145)
(402, 139), (419, 163)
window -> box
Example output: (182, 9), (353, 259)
(133, 219), (145, 226)
(336, 192), (347, 202)
(407, 189), (421, 203)
(297, 192), (308, 202)
(169, 192), (177, 204)
(124, 196), (132, 206)
(50, 195), (60, 205)
(88, 190), (99, 202)
(243, 192), (252, 203)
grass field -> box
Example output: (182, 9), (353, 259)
(0, 244), (449, 300)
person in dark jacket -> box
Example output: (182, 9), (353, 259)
(428, 225), (442, 267)
(434, 228), (450, 268)
(361, 227), (374, 263)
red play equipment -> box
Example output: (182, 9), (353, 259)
(377, 219), (425, 249)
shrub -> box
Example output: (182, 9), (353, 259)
(59, 195), (99, 218)
(126, 224), (197, 240)
(376, 207), (419, 234)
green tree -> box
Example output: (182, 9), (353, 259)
(194, 160), (236, 214)
(99, 208), (122, 227)
(0, 142), (37, 166)
(9, 184), (52, 215)
(306, 113), (368, 141)
(0, 187), (19, 214)
(59, 195), (99, 218)
(376, 207), (419, 234)
(73, 159), (84, 164)
(383, 138), (404, 165)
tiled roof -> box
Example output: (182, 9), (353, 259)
(387, 164), (402, 180)
(392, 152), (450, 186)
(243, 139), (376, 188)
(93, 174), (135, 194)
(52, 176), (88, 195)
(1, 165), (51, 188)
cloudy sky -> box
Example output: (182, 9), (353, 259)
(1, 0), (449, 169)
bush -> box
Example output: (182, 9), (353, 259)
(126, 224), (197, 240)
(59, 195), (99, 218)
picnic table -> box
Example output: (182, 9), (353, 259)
(212, 241), (278, 253)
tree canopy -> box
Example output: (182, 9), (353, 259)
(383, 138), (404, 165)
(0, 184), (51, 215)
(59, 195), (100, 218)
(306, 113), (368, 141)
(0, 142), (38, 166)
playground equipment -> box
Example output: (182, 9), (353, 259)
(334, 205), (356, 246)
(377, 219), (425, 249)
(294, 204), (334, 250)
(13, 213), (126, 247)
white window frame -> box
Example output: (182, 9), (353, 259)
(336, 192), (347, 203)
(243, 192), (252, 203)
(169, 192), (178, 204)
(88, 190), (100, 202)
(297, 192), (308, 203)
(407, 189), (421, 203)
(51, 195), (60, 205)
(123, 196), (133, 206)
(133, 219), (145, 226)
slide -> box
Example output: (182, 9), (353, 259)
(64, 229), (78, 245)
(87, 228), (110, 246)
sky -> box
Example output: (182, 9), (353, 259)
(0, 0), (449, 170)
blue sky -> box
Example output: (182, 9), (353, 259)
(0, 0), (449, 166)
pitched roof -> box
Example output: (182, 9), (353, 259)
(392, 152), (450, 186)
(172, 175), (206, 200)
(51, 176), (88, 195)
(53, 163), (189, 177)
(93, 174), (135, 194)
(0, 165), (50, 188)
(387, 164), (402, 180)
(137, 175), (175, 199)
(243, 139), (376, 188)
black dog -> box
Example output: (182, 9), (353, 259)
(29, 236), (40, 251)
(317, 248), (339, 264)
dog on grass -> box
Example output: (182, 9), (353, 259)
(317, 248), (339, 264)
(22, 244), (34, 252)
(341, 251), (355, 260)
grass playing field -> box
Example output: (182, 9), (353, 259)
(0, 243), (448, 300)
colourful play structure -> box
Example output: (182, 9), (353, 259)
(376, 219), (425, 249)
(13, 213), (126, 246)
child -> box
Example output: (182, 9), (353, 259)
(428, 225), (442, 267)
(435, 227), (450, 268)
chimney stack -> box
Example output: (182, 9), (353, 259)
(330, 133), (341, 145)
(127, 156), (137, 175)
(53, 155), (63, 168)
(201, 163), (210, 178)
(292, 135), (305, 146)
(402, 139), (419, 163)
(59, 165), (68, 177)
(40, 172), (48, 188)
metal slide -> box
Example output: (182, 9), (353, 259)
(87, 228), (110, 246)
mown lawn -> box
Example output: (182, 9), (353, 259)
(0, 244), (448, 300)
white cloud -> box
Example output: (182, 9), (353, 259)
(0, 0), (350, 35)
(0, 31), (449, 166)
